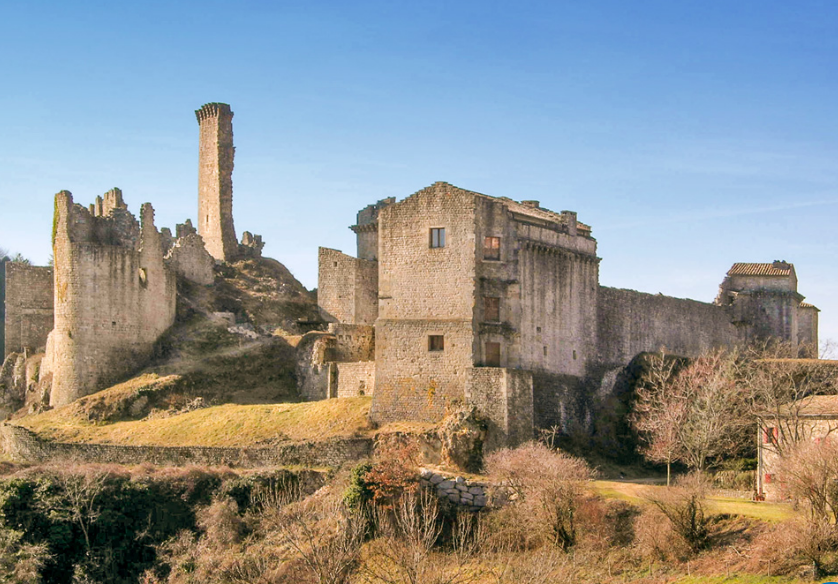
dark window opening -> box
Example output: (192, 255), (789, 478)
(484, 236), (501, 260)
(429, 335), (444, 351)
(430, 228), (445, 248)
(536, 326), (542, 333)
(485, 342), (501, 367)
(543, 346), (547, 356)
(763, 427), (778, 444)
(484, 297), (500, 322)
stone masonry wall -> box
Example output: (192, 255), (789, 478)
(597, 286), (740, 369)
(464, 367), (533, 450)
(0, 423), (372, 468)
(798, 305), (819, 354)
(4, 263), (53, 358)
(372, 184), (478, 424)
(46, 191), (176, 407)
(165, 232), (215, 285)
(196, 103), (238, 261)
(317, 248), (377, 325)
(336, 361), (375, 398)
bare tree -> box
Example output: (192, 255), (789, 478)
(629, 351), (684, 485)
(46, 465), (111, 552)
(269, 492), (367, 584)
(631, 348), (749, 474)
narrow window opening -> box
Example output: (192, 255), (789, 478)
(485, 342), (501, 367)
(484, 297), (500, 322)
(573, 349), (577, 360)
(430, 228), (445, 248)
(543, 346), (547, 356)
(484, 236), (501, 260)
(536, 326), (542, 333)
(429, 335), (444, 351)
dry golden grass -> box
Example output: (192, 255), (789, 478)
(17, 397), (373, 447)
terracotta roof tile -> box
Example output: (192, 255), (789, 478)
(800, 302), (819, 310)
(728, 262), (794, 277)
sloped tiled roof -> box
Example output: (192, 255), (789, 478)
(800, 302), (820, 311)
(788, 394), (838, 417)
(728, 262), (794, 277)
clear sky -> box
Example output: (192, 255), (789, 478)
(1, 1), (836, 349)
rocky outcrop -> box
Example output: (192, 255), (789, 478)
(439, 407), (487, 473)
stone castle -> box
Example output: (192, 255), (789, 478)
(309, 184), (820, 446)
(1, 102), (822, 447)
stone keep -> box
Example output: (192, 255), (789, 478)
(44, 189), (176, 407)
(196, 102), (238, 262)
(316, 181), (821, 447)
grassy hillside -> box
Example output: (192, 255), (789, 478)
(17, 396), (373, 447)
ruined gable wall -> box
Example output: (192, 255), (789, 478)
(165, 233), (215, 285)
(318, 248), (358, 323)
(317, 248), (378, 325)
(196, 103), (237, 261)
(596, 286), (740, 369)
(372, 184), (478, 423)
(47, 191), (176, 407)
(4, 263), (53, 358)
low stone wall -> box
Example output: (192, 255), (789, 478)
(0, 423), (372, 468)
(419, 467), (490, 511)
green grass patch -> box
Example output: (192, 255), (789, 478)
(592, 480), (794, 522)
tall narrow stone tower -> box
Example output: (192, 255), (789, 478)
(196, 102), (238, 261)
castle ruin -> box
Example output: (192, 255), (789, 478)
(0, 103), (824, 451)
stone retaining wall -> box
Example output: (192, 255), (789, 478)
(419, 467), (490, 511)
(0, 423), (372, 468)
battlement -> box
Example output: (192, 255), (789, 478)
(195, 102), (233, 123)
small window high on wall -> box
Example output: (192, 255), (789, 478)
(429, 335), (445, 351)
(484, 236), (500, 260)
(430, 228), (445, 248)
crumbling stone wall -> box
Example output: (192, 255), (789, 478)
(596, 286), (740, 370)
(196, 103), (238, 261)
(45, 190), (176, 407)
(317, 248), (377, 324)
(3, 263), (53, 357)
(164, 220), (215, 285)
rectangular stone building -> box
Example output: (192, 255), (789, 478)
(3, 262), (54, 358)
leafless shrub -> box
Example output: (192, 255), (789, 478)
(363, 488), (483, 584)
(485, 442), (591, 551)
(643, 473), (709, 553)
(774, 438), (838, 522)
(747, 517), (838, 578)
(266, 491), (367, 584)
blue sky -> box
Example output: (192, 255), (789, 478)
(1, 1), (836, 348)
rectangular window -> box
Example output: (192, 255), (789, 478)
(484, 297), (500, 322)
(429, 335), (444, 351)
(763, 427), (778, 444)
(485, 342), (501, 367)
(484, 236), (501, 260)
(430, 228), (445, 248)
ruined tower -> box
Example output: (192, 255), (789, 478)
(196, 102), (238, 261)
